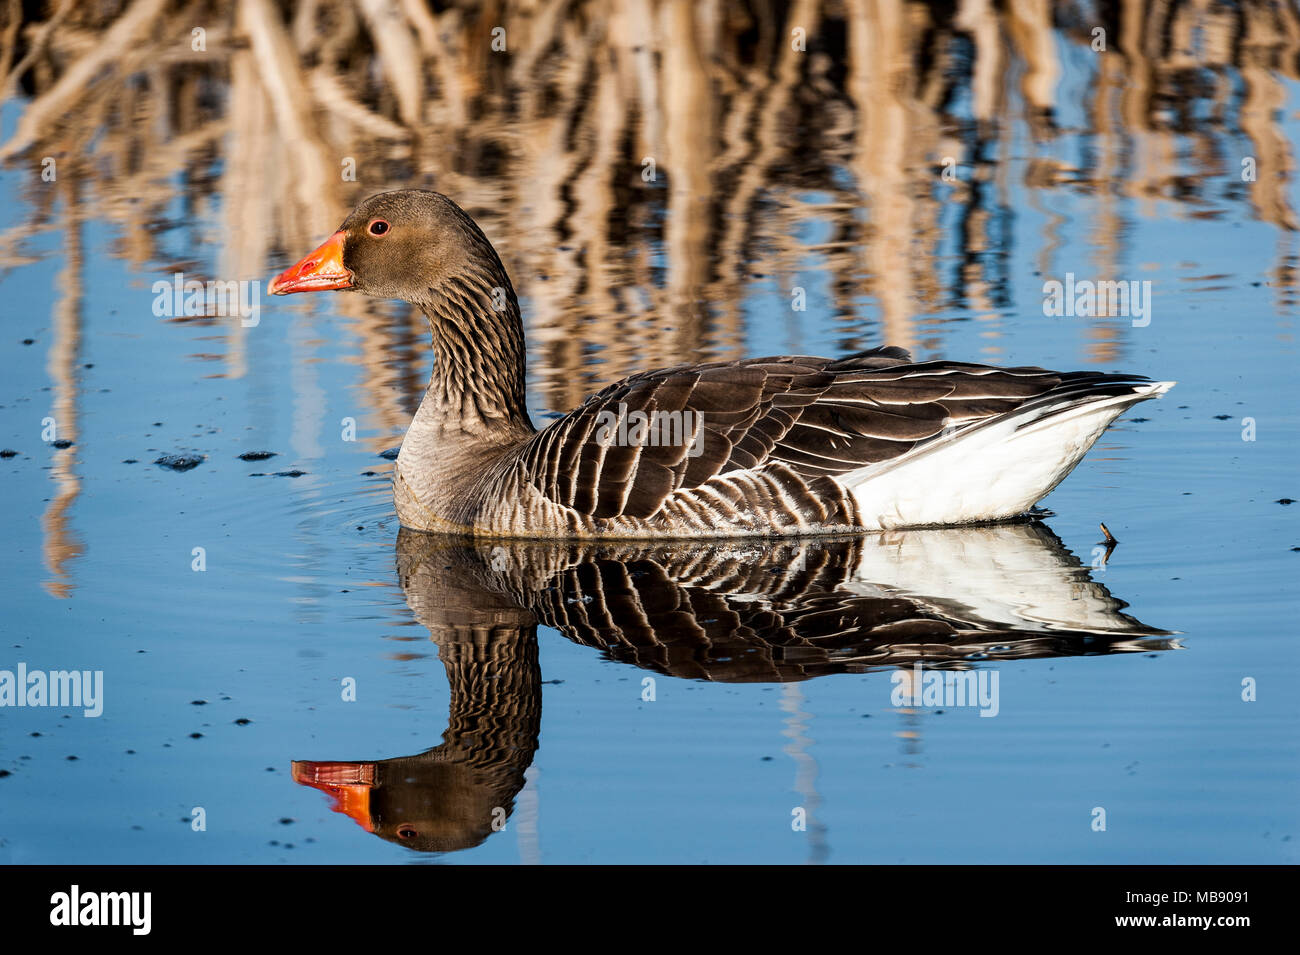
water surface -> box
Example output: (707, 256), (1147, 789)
(0, 1), (1297, 863)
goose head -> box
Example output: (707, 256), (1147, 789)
(268, 190), (510, 309)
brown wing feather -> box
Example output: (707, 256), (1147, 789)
(515, 346), (1131, 523)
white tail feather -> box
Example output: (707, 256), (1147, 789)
(841, 381), (1175, 529)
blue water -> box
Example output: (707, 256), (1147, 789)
(2, 75), (1298, 864)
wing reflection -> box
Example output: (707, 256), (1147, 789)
(293, 520), (1173, 853)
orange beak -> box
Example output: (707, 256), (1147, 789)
(292, 760), (376, 832)
(269, 231), (353, 295)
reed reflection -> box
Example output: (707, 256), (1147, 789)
(2, 2), (1296, 394)
(293, 520), (1173, 854)
(5, 1), (1298, 597)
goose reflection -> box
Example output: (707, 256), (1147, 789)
(293, 521), (1173, 853)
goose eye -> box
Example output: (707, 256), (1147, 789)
(397, 826), (417, 839)
(368, 219), (390, 237)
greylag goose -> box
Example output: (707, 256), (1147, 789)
(270, 190), (1173, 538)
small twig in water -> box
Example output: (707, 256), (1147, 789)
(1097, 522), (1118, 565)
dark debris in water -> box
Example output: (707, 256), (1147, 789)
(51, 439), (73, 449)
(155, 454), (204, 471)
(1277, 499), (1295, 505)
(0, 449), (17, 458)
(379, 447), (400, 460)
(238, 450), (277, 461)
(274, 469), (307, 478)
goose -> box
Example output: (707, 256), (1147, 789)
(269, 190), (1173, 538)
